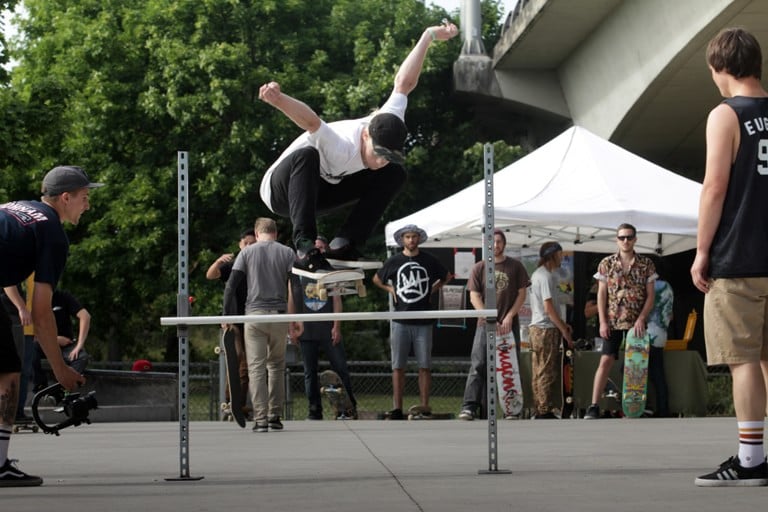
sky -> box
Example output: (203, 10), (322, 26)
(430, 0), (518, 17)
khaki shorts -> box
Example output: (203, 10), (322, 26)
(704, 277), (768, 365)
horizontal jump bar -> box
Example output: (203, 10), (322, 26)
(160, 309), (497, 326)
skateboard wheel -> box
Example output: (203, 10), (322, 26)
(214, 346), (221, 355)
(566, 397), (573, 404)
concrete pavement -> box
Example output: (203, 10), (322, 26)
(3, 417), (763, 511)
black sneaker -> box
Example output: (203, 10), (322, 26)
(0, 459), (43, 487)
(695, 456), (768, 487)
(294, 248), (333, 272)
(325, 244), (362, 262)
(385, 408), (404, 420)
(307, 411), (323, 421)
(268, 415), (284, 430)
(584, 404), (600, 419)
(252, 421), (268, 433)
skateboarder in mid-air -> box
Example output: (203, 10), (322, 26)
(257, 20), (459, 272)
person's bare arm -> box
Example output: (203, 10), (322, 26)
(634, 280), (655, 337)
(32, 283), (84, 390)
(544, 298), (573, 345)
(3, 285), (31, 326)
(691, 103), (737, 293)
(331, 295), (342, 346)
(597, 280), (609, 339)
(259, 82), (321, 134)
(287, 278), (303, 341)
(205, 253), (233, 280)
(394, 21), (459, 96)
(373, 273), (396, 303)
(68, 308), (91, 360)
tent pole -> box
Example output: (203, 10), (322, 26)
(478, 143), (510, 475)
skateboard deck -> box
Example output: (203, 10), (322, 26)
(622, 330), (651, 418)
(407, 404), (430, 420)
(13, 419), (39, 433)
(292, 267), (367, 300)
(221, 328), (246, 428)
(320, 369), (354, 419)
(324, 259), (382, 270)
(496, 332), (524, 418)
(561, 344), (574, 419)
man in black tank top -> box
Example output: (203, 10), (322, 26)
(692, 27), (768, 487)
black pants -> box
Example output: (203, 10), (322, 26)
(269, 147), (407, 247)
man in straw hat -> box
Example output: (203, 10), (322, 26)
(373, 224), (450, 419)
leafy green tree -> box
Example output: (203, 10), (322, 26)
(2, 0), (510, 361)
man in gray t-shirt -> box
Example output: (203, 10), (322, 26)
(224, 218), (301, 432)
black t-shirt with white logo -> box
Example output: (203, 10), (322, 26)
(376, 251), (448, 325)
(0, 200), (69, 288)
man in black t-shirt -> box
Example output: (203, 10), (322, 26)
(374, 224), (450, 419)
(0, 165), (102, 486)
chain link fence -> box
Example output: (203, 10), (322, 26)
(90, 357), (736, 420)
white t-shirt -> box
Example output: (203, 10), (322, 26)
(529, 266), (559, 329)
(259, 91), (407, 211)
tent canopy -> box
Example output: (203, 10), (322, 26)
(385, 126), (701, 255)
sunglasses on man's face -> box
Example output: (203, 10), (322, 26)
(617, 235), (636, 241)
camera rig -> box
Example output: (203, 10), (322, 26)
(30, 383), (98, 436)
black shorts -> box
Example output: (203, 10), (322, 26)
(0, 311), (22, 373)
(601, 329), (628, 360)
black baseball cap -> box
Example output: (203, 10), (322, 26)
(368, 113), (407, 166)
(42, 166), (104, 196)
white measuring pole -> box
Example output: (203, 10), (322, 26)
(478, 143), (510, 475)
(160, 309), (496, 326)
(165, 152), (203, 482)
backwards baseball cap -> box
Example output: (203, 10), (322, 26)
(42, 166), (104, 196)
(540, 241), (563, 258)
(368, 113), (408, 166)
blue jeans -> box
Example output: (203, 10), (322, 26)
(390, 322), (433, 369)
(301, 338), (356, 416)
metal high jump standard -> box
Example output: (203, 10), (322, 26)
(162, 145), (505, 478)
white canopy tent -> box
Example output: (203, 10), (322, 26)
(385, 126), (702, 255)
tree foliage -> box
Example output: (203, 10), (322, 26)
(0, 0), (512, 361)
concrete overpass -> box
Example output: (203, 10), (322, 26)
(453, 0), (768, 177)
